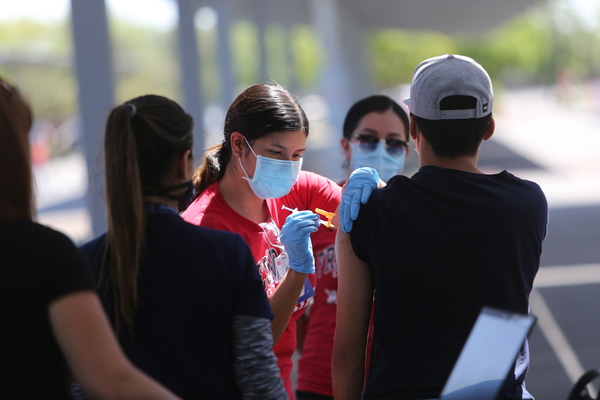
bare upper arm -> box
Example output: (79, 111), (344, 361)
(332, 230), (374, 400)
(49, 291), (133, 394)
(334, 229), (373, 350)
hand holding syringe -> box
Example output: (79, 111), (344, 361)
(282, 205), (337, 230)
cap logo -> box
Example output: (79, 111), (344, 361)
(482, 103), (489, 113)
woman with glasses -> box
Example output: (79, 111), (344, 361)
(77, 94), (286, 399)
(0, 78), (180, 399)
(341, 94), (410, 183)
(182, 82), (344, 399)
(295, 94), (410, 400)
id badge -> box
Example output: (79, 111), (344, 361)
(273, 251), (290, 283)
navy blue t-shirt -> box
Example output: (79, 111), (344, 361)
(350, 166), (548, 400)
(80, 208), (273, 399)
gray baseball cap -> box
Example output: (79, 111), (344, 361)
(403, 54), (493, 120)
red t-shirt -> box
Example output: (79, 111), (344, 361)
(182, 171), (341, 399)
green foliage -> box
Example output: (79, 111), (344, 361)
(2, 1), (600, 130)
(0, 19), (75, 120)
(231, 21), (259, 87)
(456, 12), (554, 85)
(368, 29), (458, 89)
(109, 18), (179, 103)
(197, 27), (220, 103)
(264, 23), (291, 86)
(1, 64), (76, 121)
(290, 25), (322, 90)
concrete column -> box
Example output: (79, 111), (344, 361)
(213, 0), (236, 108)
(309, 0), (353, 129)
(306, 0), (350, 181)
(338, 7), (372, 100)
(70, 0), (114, 237)
(253, 0), (269, 82)
(280, 0), (298, 92)
(176, 0), (205, 156)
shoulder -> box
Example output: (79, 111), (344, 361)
(164, 214), (250, 253)
(79, 233), (107, 254)
(296, 171), (341, 190)
(181, 182), (220, 224)
(31, 222), (80, 254)
(291, 171), (342, 201)
(498, 171), (547, 201)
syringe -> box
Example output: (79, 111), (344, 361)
(282, 205), (337, 230)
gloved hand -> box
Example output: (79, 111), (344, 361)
(280, 210), (320, 274)
(340, 167), (379, 233)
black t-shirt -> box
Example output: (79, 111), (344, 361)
(351, 166), (548, 400)
(0, 219), (94, 399)
(80, 210), (273, 399)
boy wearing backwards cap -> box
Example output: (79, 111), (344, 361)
(332, 55), (547, 400)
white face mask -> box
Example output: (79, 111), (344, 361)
(350, 141), (406, 182)
(239, 137), (303, 199)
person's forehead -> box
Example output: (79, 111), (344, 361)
(354, 111), (407, 138)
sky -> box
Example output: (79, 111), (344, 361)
(0, 0), (178, 29)
(0, 0), (598, 28)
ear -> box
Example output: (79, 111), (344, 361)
(482, 117), (495, 141)
(340, 137), (352, 162)
(230, 132), (245, 158)
(409, 116), (418, 141)
(175, 149), (194, 181)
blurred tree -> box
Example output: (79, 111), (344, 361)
(109, 19), (179, 103)
(0, 19), (75, 120)
(231, 20), (259, 89)
(2, 0), (599, 131)
(367, 29), (457, 89)
(290, 24), (323, 92)
(457, 11), (554, 86)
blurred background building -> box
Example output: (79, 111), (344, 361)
(1, 0), (600, 398)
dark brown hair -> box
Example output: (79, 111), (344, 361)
(414, 96), (491, 158)
(193, 82), (309, 196)
(0, 77), (34, 220)
(102, 94), (193, 334)
(343, 94), (409, 140)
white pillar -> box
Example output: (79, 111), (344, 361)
(213, 0), (236, 108)
(253, 0), (269, 82)
(177, 0), (205, 157)
(70, 0), (114, 237)
(280, 0), (298, 92)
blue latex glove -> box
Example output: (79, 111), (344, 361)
(340, 167), (379, 233)
(280, 210), (320, 274)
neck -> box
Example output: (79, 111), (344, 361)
(144, 195), (179, 210)
(420, 154), (483, 174)
(219, 163), (268, 224)
(417, 137), (483, 174)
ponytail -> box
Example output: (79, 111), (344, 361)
(192, 139), (231, 197)
(101, 103), (145, 335)
(100, 95), (193, 336)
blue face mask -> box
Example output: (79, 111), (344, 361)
(239, 137), (303, 199)
(350, 142), (406, 182)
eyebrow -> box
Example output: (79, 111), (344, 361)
(356, 128), (404, 138)
(271, 142), (306, 153)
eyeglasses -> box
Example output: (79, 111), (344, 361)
(352, 134), (408, 156)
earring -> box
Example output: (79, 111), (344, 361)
(236, 153), (240, 156)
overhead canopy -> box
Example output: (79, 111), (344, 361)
(228, 0), (542, 34)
